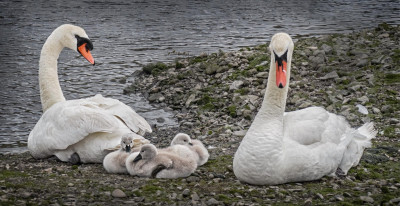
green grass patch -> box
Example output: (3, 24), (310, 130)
(384, 73), (400, 84)
(142, 62), (168, 75)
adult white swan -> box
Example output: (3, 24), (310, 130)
(28, 24), (151, 163)
(233, 33), (376, 185)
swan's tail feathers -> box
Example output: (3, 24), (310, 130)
(339, 122), (377, 175)
(356, 122), (377, 143)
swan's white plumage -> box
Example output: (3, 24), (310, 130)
(233, 33), (376, 185)
(28, 24), (151, 163)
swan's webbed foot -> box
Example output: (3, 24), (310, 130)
(69, 152), (81, 165)
(335, 168), (346, 178)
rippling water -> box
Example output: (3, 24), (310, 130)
(0, 0), (399, 153)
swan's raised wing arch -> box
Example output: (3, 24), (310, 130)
(88, 94), (152, 135)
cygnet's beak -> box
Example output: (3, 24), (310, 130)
(274, 50), (288, 89)
(189, 142), (193, 146)
(125, 145), (131, 153)
(133, 154), (142, 162)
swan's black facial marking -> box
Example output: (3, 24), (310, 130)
(273, 50), (288, 69)
(75, 35), (93, 51)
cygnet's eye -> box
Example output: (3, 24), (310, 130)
(184, 140), (187, 142)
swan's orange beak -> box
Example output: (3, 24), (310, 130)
(276, 60), (287, 88)
(78, 43), (95, 65)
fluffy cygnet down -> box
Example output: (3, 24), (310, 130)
(125, 144), (197, 178)
(103, 134), (134, 174)
(171, 133), (209, 166)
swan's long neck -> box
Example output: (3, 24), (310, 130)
(247, 56), (290, 152)
(39, 34), (66, 112)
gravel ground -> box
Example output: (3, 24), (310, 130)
(1, 23), (399, 205)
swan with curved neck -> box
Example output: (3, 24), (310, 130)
(233, 33), (376, 185)
(28, 24), (151, 163)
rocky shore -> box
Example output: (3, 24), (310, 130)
(1, 23), (399, 205)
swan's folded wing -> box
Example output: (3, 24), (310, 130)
(283, 106), (350, 145)
(89, 94), (152, 135)
(283, 107), (329, 145)
(28, 100), (122, 154)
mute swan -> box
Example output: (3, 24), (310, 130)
(233, 33), (376, 185)
(28, 24), (151, 163)
(126, 144), (197, 178)
(170, 133), (209, 166)
(103, 134), (134, 174)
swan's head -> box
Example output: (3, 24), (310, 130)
(269, 33), (294, 89)
(133, 144), (157, 162)
(53, 24), (95, 65)
(121, 134), (134, 153)
(171, 133), (193, 146)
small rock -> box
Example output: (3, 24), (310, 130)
(191, 193), (200, 201)
(170, 193), (177, 200)
(44, 168), (52, 173)
(112, 189), (127, 198)
(343, 192), (352, 197)
(256, 72), (268, 78)
(321, 44), (333, 54)
(319, 71), (339, 80)
(304, 198), (312, 206)
(230, 80), (244, 90)
(233, 130), (247, 137)
(356, 59), (369, 67)
(316, 193), (324, 199)
(148, 93), (163, 102)
(182, 188), (190, 197)
(381, 105), (393, 113)
(356, 104), (368, 114)
(372, 107), (381, 114)
(357, 96), (369, 104)
(335, 195), (344, 201)
(185, 94), (196, 107)
(360, 196), (374, 203)
(390, 197), (400, 204)
(21, 192), (31, 198)
(186, 176), (199, 182)
(207, 198), (220, 205)
(68, 183), (74, 187)
(350, 84), (362, 92)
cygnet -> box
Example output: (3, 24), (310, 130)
(125, 144), (197, 178)
(103, 134), (134, 174)
(171, 133), (209, 166)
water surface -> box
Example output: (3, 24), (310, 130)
(0, 0), (399, 153)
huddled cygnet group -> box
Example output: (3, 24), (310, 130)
(103, 133), (209, 178)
